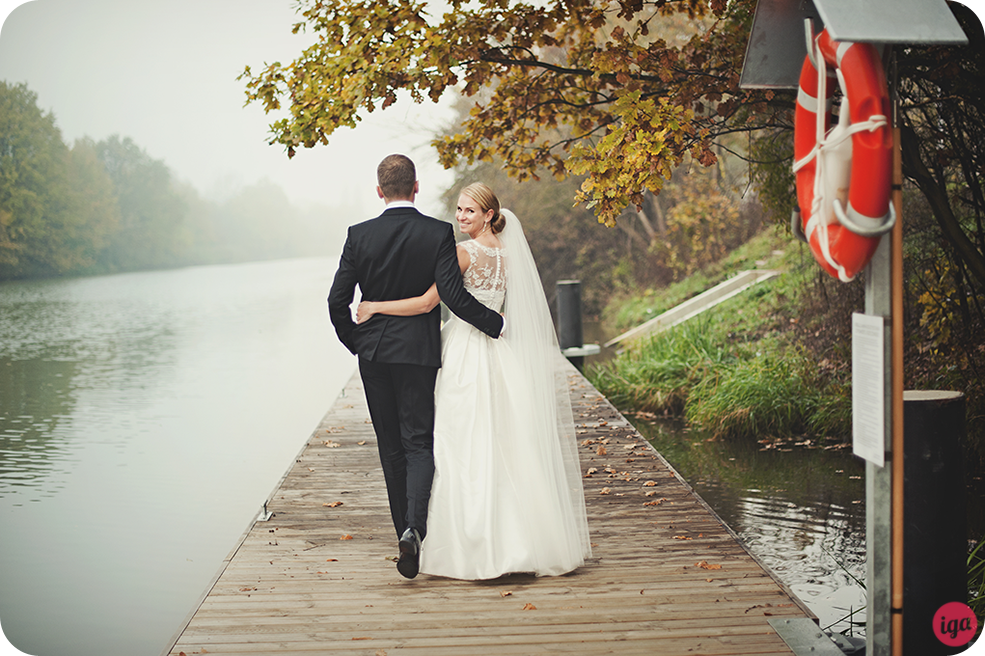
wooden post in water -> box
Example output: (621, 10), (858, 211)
(556, 280), (599, 370)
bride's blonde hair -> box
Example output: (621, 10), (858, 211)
(461, 182), (506, 234)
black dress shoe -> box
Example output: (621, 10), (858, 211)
(396, 527), (421, 579)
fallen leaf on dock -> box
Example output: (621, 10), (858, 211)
(340, 534), (353, 540)
(522, 603), (537, 610)
(599, 487), (611, 495)
(324, 501), (343, 507)
(596, 445), (607, 455)
(357, 441), (366, 445)
(642, 481), (657, 487)
(324, 440), (341, 448)
(695, 561), (722, 570)
(500, 591), (512, 597)
(673, 535), (692, 540)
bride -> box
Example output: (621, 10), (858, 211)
(357, 183), (592, 579)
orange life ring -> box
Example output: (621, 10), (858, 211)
(792, 28), (895, 282)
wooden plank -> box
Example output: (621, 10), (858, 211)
(164, 363), (815, 656)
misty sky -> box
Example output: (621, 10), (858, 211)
(0, 0), (459, 219)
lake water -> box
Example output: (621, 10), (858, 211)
(0, 258), (356, 656)
(630, 417), (868, 637)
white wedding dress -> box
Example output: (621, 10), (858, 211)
(419, 213), (592, 580)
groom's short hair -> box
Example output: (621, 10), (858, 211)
(377, 154), (417, 200)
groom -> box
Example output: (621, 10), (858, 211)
(328, 154), (504, 579)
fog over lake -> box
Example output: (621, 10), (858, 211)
(1, 256), (356, 655)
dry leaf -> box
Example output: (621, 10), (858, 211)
(673, 535), (693, 540)
(357, 440), (367, 445)
(340, 534), (353, 540)
(324, 501), (343, 507)
(500, 591), (512, 597)
(376, 651), (388, 656)
(643, 481), (657, 487)
(695, 561), (722, 570)
(596, 445), (607, 456)
(522, 603), (537, 610)
(599, 487), (611, 495)
(326, 558), (338, 562)
(324, 440), (341, 448)
(352, 636), (372, 640)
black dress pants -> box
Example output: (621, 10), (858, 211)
(358, 358), (438, 540)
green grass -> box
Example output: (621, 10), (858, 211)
(589, 227), (852, 442)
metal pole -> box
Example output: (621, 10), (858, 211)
(865, 231), (894, 656)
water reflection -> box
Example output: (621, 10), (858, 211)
(0, 258), (355, 656)
(0, 358), (79, 500)
(631, 417), (867, 636)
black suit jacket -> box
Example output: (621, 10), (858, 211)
(328, 206), (503, 367)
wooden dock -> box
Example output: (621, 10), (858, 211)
(165, 364), (816, 656)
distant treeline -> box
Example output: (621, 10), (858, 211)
(0, 81), (346, 281)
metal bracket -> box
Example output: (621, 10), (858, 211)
(768, 617), (847, 655)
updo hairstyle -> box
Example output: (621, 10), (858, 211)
(461, 182), (506, 234)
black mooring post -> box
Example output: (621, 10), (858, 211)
(556, 280), (583, 350)
(556, 280), (584, 368)
(903, 390), (967, 656)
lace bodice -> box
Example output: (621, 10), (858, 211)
(460, 239), (506, 312)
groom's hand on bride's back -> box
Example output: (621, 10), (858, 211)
(356, 301), (375, 324)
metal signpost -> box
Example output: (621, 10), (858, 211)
(739, 2), (967, 654)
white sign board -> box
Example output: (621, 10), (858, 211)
(852, 312), (887, 466)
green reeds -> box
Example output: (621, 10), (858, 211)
(590, 322), (851, 441)
(590, 318), (732, 416)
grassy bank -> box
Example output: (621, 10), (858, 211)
(589, 227), (852, 443)
(589, 225), (985, 619)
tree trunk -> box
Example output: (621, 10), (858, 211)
(900, 126), (985, 290)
